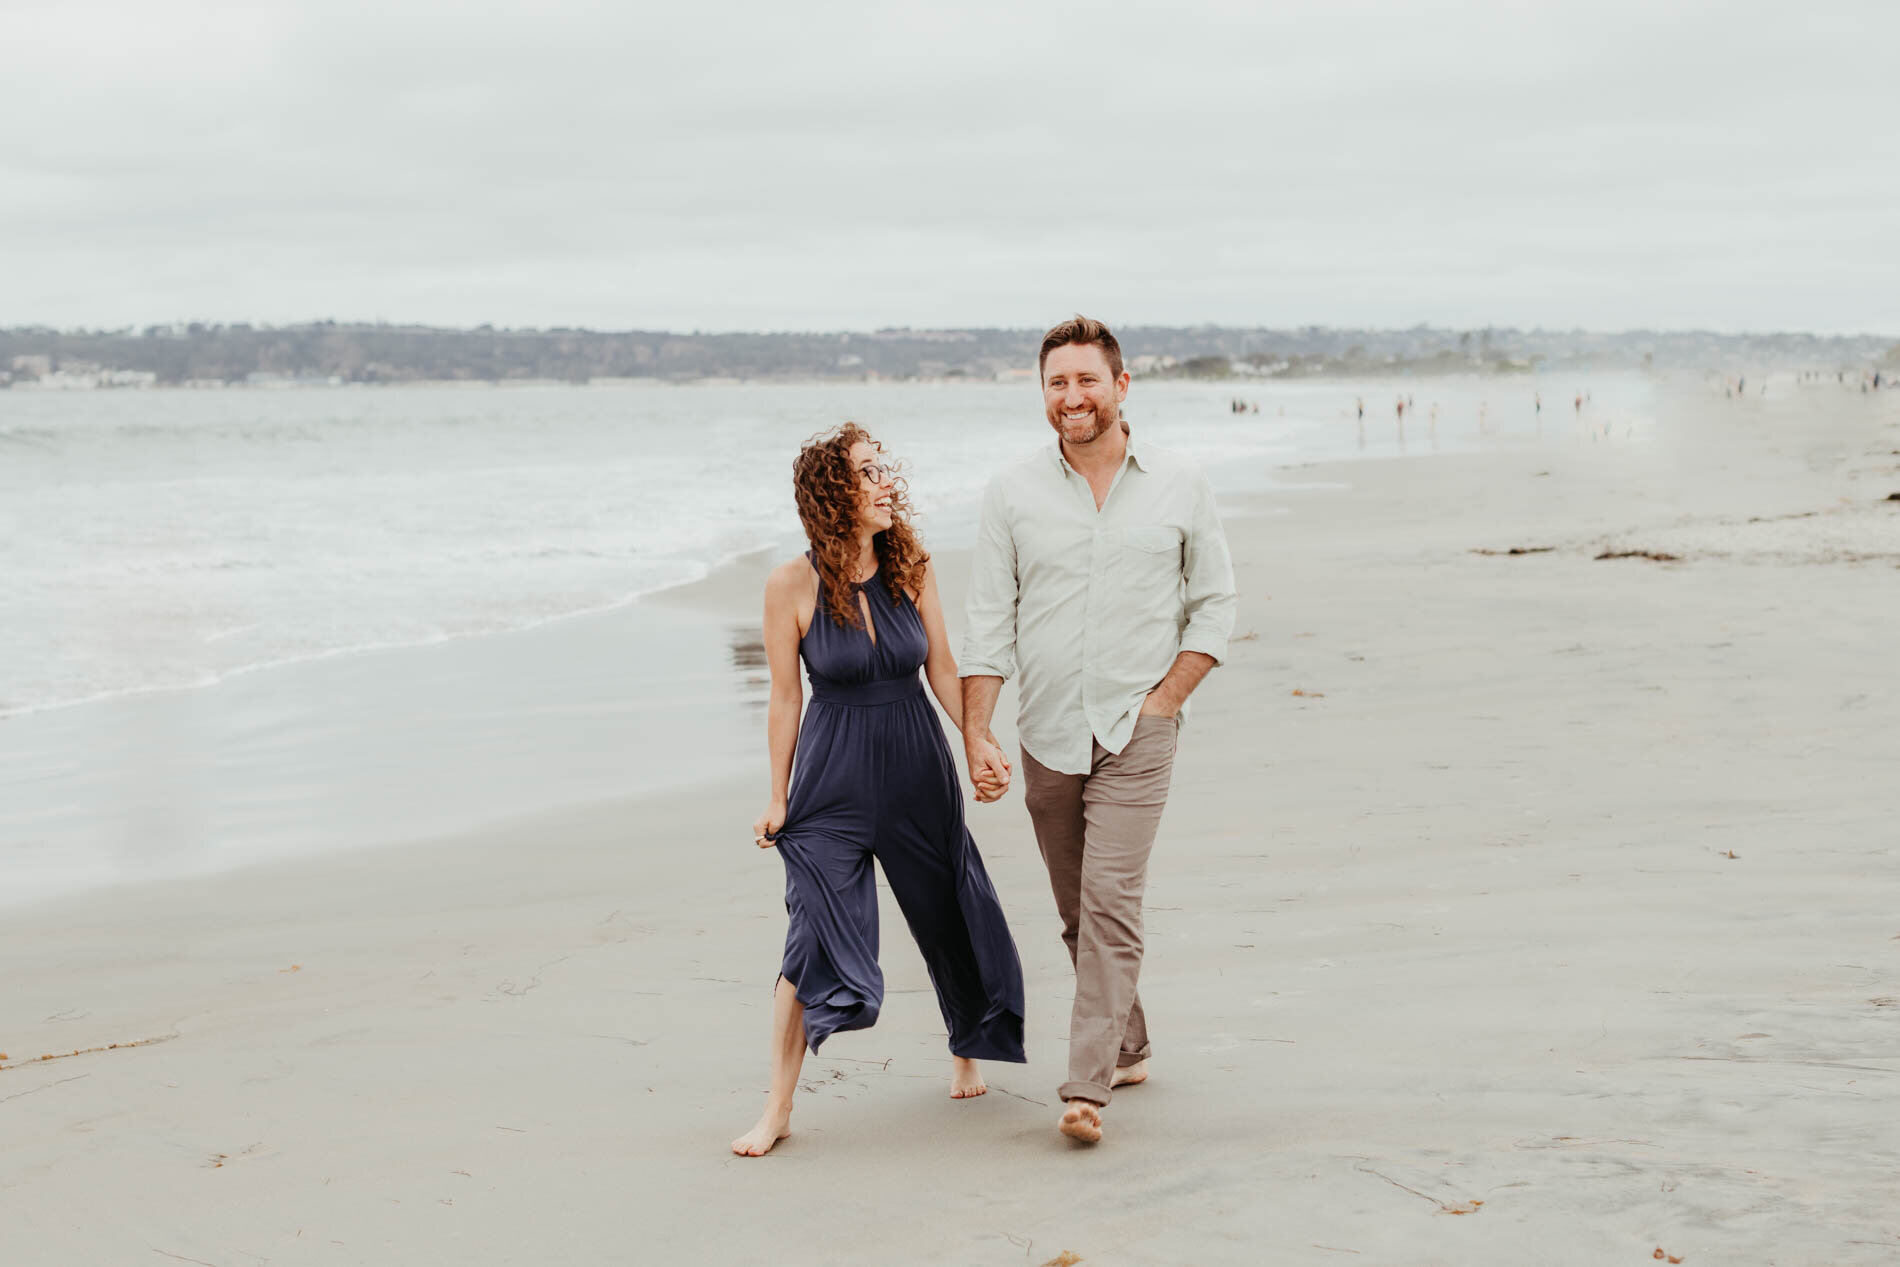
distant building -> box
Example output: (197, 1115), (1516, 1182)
(12, 364), (155, 390)
(17, 370), (100, 390)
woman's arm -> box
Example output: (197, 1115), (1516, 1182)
(914, 560), (967, 733)
(752, 562), (807, 847)
(918, 563), (1010, 798)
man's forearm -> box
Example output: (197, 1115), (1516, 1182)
(961, 675), (1003, 744)
(1147, 651), (1217, 714)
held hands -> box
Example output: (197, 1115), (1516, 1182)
(965, 734), (1013, 803)
(752, 800), (786, 849)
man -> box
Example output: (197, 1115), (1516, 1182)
(960, 315), (1237, 1144)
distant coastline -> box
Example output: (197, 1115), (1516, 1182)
(3, 321), (1895, 390)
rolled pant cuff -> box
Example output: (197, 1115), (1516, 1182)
(1059, 1080), (1114, 1105)
(1116, 1046), (1152, 1068)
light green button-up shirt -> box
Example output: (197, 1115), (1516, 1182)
(960, 433), (1238, 775)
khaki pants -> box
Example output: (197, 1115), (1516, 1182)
(1020, 715), (1179, 1104)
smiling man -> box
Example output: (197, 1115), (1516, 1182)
(960, 315), (1237, 1144)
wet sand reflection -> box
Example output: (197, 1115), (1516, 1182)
(728, 625), (769, 709)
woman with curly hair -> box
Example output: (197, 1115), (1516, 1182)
(731, 423), (1026, 1157)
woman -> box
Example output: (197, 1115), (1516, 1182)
(730, 424), (1026, 1158)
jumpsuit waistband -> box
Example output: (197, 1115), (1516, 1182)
(808, 674), (926, 707)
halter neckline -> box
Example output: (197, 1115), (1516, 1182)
(804, 549), (880, 588)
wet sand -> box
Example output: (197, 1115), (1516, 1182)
(3, 378), (1897, 1264)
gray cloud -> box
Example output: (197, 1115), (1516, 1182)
(3, 0), (1895, 333)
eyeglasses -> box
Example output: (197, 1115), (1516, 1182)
(857, 463), (896, 485)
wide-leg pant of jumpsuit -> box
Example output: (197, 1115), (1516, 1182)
(773, 679), (1026, 1063)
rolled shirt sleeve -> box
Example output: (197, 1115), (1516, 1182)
(958, 476), (1019, 681)
(1178, 468), (1238, 665)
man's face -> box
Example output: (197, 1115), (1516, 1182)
(1042, 343), (1130, 447)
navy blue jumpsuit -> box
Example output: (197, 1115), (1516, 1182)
(772, 564), (1027, 1063)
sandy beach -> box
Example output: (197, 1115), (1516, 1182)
(4, 379), (1897, 1265)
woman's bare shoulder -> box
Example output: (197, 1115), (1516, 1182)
(765, 555), (818, 602)
(767, 555), (815, 585)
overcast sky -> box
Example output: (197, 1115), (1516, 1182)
(3, 0), (1894, 334)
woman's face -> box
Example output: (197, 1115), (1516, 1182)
(847, 439), (895, 533)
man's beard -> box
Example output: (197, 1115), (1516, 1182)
(1048, 400), (1119, 445)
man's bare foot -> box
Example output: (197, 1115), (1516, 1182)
(950, 1056), (987, 1099)
(1058, 1099), (1103, 1143)
(1111, 1059), (1149, 1088)
(730, 1107), (792, 1157)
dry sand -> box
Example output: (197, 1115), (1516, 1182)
(3, 379), (1897, 1265)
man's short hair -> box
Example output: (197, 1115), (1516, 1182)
(1039, 315), (1124, 381)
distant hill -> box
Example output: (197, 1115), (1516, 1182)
(2, 321), (1893, 387)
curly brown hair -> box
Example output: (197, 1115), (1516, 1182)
(791, 423), (929, 630)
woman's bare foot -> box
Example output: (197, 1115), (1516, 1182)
(1111, 1058), (1149, 1088)
(1058, 1099), (1103, 1143)
(950, 1056), (987, 1099)
(730, 1106), (792, 1157)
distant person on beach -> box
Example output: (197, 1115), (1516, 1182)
(1356, 396), (1365, 420)
(732, 424), (1027, 1157)
(961, 316), (1238, 1145)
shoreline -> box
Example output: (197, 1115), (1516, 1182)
(0, 538), (790, 726)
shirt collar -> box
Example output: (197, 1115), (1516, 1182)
(1051, 422), (1143, 475)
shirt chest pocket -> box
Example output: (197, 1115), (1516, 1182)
(1120, 526), (1183, 582)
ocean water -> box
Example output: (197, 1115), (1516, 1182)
(0, 376), (1646, 721)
